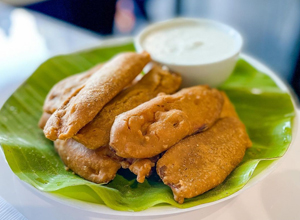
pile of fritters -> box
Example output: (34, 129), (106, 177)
(39, 52), (252, 204)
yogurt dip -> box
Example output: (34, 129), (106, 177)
(142, 23), (238, 65)
(135, 18), (243, 87)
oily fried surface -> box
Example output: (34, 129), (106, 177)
(220, 91), (239, 118)
(44, 52), (151, 141)
(54, 138), (158, 184)
(110, 86), (224, 158)
(220, 92), (252, 147)
(39, 64), (102, 129)
(156, 117), (252, 204)
(54, 139), (122, 184)
(129, 159), (154, 183)
(43, 64), (103, 114)
(127, 156), (159, 183)
(73, 64), (182, 149)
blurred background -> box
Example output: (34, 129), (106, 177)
(0, 0), (300, 99)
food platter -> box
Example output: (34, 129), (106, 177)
(0, 38), (297, 217)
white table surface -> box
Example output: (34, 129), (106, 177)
(1, 3), (300, 220)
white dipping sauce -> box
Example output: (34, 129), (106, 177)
(142, 23), (237, 65)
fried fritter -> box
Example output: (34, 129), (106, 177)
(73, 64), (182, 149)
(220, 91), (239, 118)
(44, 52), (151, 141)
(54, 139), (122, 184)
(39, 64), (103, 129)
(54, 139), (158, 184)
(43, 64), (103, 114)
(220, 92), (252, 147)
(110, 86), (224, 158)
(40, 62), (166, 184)
(156, 117), (252, 204)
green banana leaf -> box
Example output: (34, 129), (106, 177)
(0, 42), (295, 212)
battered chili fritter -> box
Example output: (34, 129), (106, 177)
(38, 51), (252, 203)
(43, 64), (103, 115)
(38, 65), (103, 129)
(44, 52), (151, 141)
(73, 64), (182, 149)
(54, 139), (121, 184)
(54, 138), (159, 183)
(40, 63), (174, 184)
(110, 85), (224, 158)
(156, 117), (252, 204)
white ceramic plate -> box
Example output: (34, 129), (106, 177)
(2, 49), (296, 217)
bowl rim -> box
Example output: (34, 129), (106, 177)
(134, 17), (243, 67)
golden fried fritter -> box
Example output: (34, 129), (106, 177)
(43, 64), (103, 114)
(220, 92), (252, 147)
(73, 64), (182, 149)
(110, 86), (224, 158)
(39, 64), (103, 129)
(220, 91), (239, 118)
(54, 139), (122, 184)
(44, 52), (151, 141)
(54, 139), (159, 183)
(156, 117), (252, 204)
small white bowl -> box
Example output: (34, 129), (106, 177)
(135, 18), (243, 87)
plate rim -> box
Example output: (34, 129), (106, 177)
(1, 39), (299, 217)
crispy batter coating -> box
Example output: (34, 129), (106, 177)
(129, 159), (154, 183)
(39, 65), (103, 129)
(54, 138), (158, 183)
(44, 52), (151, 141)
(128, 156), (159, 183)
(157, 117), (252, 204)
(220, 92), (252, 147)
(73, 65), (182, 149)
(110, 86), (224, 158)
(40, 62), (164, 184)
(220, 91), (239, 118)
(54, 139), (122, 184)
(43, 64), (103, 114)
